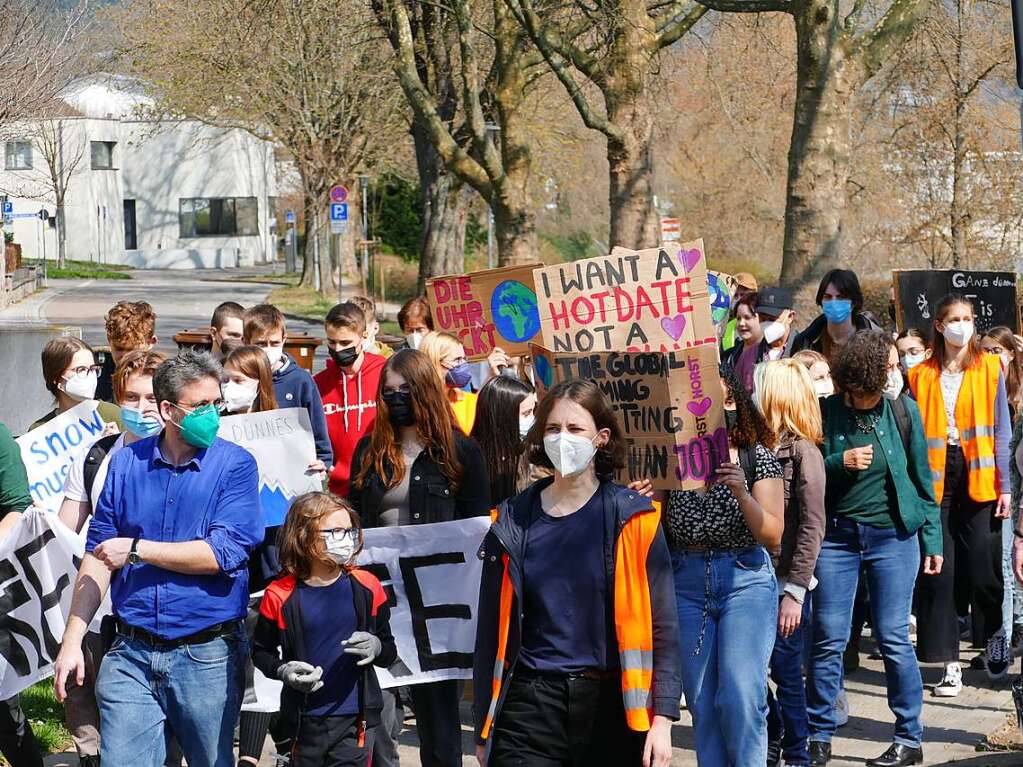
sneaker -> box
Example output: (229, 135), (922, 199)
(987, 631), (1010, 681)
(970, 653), (986, 671)
(679, 691), (687, 710)
(933, 662), (963, 697)
(909, 614), (917, 636)
(1012, 624), (1023, 653)
(767, 737), (782, 767)
(835, 688), (850, 727)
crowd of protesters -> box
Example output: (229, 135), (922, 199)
(0, 265), (1018, 767)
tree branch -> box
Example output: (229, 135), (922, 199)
(695, 0), (791, 14)
(854, 0), (931, 83)
(657, 1), (711, 47)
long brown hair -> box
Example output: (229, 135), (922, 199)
(41, 336), (94, 397)
(984, 325), (1023, 412)
(354, 349), (463, 490)
(224, 345), (278, 412)
(276, 492), (364, 581)
(930, 293), (982, 371)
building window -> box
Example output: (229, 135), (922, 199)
(179, 197), (259, 237)
(5, 141), (32, 170)
(90, 141), (116, 170)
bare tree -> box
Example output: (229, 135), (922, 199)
(502, 0), (708, 249)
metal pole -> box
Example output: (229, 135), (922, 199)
(313, 212), (321, 293)
(41, 218), (47, 284)
(487, 207), (495, 269)
(360, 175), (369, 289)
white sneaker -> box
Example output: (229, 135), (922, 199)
(933, 662), (963, 697)
(835, 688), (850, 727)
(679, 691), (687, 710)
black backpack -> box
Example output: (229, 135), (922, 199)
(888, 394), (913, 455)
(83, 433), (121, 502)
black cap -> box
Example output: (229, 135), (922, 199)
(756, 287), (794, 319)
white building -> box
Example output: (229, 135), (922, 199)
(0, 75), (278, 269)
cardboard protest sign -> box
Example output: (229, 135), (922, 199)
(707, 270), (737, 338)
(17, 401), (109, 513)
(218, 408), (321, 527)
(893, 269), (1019, 336)
(531, 343), (726, 490)
(426, 264), (543, 360)
(533, 240), (715, 354)
(0, 509), (111, 700)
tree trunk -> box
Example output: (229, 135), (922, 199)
(299, 187), (317, 288)
(56, 202), (67, 269)
(949, 0), (967, 268)
(414, 119), (469, 292)
(778, 0), (855, 288)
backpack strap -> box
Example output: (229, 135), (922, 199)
(889, 395), (912, 456)
(83, 433), (121, 503)
(738, 444), (757, 491)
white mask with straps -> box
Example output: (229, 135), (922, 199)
(544, 432), (599, 477)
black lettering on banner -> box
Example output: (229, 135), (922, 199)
(360, 562), (398, 609)
(16, 529), (70, 664)
(399, 552), (473, 672)
(0, 559), (42, 677)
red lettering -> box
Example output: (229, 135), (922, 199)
(673, 278), (693, 312)
(431, 279), (453, 304)
(466, 301), (484, 326)
(614, 288), (635, 322)
(633, 286), (659, 321)
(571, 296), (596, 325)
(549, 301), (570, 330)
(590, 291), (613, 323)
(648, 281), (673, 315)
(457, 277), (473, 301)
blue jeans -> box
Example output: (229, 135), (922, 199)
(807, 516), (922, 748)
(767, 596), (813, 765)
(673, 546), (777, 767)
(96, 628), (247, 767)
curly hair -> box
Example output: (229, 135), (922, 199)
(832, 329), (892, 396)
(720, 364), (776, 450)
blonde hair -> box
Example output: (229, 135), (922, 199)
(754, 360), (823, 445)
(419, 331), (464, 385)
(792, 349), (827, 372)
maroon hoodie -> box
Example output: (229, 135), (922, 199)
(314, 352), (385, 496)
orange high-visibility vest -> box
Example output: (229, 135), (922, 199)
(908, 354), (1000, 503)
(480, 507), (662, 739)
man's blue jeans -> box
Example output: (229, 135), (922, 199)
(807, 516), (923, 748)
(96, 628), (247, 767)
(767, 596), (813, 765)
(673, 546), (777, 767)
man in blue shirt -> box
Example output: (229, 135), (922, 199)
(53, 350), (263, 767)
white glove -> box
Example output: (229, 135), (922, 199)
(342, 631), (382, 666)
(278, 661), (324, 693)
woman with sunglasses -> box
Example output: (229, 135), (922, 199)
(30, 337), (122, 432)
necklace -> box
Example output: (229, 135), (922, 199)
(852, 408), (881, 433)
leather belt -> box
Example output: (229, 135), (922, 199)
(115, 619), (242, 650)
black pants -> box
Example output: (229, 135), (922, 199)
(408, 679), (464, 767)
(292, 714), (365, 767)
(0, 696), (43, 767)
(916, 446), (1004, 663)
(489, 671), (645, 767)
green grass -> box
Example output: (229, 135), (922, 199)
(20, 679), (71, 753)
(267, 285), (338, 320)
(44, 259), (133, 280)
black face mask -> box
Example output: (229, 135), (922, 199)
(383, 390), (415, 427)
(329, 345), (359, 368)
(724, 408), (738, 431)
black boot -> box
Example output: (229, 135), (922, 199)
(766, 737), (782, 767)
(866, 744), (923, 767)
(809, 741), (831, 766)
(79, 756), (101, 767)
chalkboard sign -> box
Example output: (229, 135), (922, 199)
(893, 270), (1019, 338)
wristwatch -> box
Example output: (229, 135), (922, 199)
(128, 536), (142, 565)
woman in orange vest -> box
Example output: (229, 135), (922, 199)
(472, 380), (681, 767)
(909, 293), (1013, 696)
(663, 364), (785, 766)
(420, 331), (479, 434)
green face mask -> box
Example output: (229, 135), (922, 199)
(172, 403), (221, 449)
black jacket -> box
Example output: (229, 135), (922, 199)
(251, 570), (397, 731)
(348, 431), (491, 527)
(791, 311), (882, 355)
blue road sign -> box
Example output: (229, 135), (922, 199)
(286, 210), (295, 224)
(330, 203), (348, 222)
(5, 212), (40, 220)
(2, 202), (11, 215)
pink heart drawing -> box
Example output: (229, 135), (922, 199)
(679, 248), (702, 273)
(688, 398), (712, 417)
(661, 314), (687, 341)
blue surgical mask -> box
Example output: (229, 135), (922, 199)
(121, 406), (162, 438)
(822, 299), (852, 325)
(445, 363), (473, 390)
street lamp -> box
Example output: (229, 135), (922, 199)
(484, 122), (500, 269)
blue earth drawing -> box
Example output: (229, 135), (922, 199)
(707, 273), (731, 326)
(260, 482), (293, 527)
(533, 352), (553, 389)
(491, 280), (541, 343)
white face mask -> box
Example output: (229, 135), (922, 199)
(61, 370), (98, 401)
(882, 368), (904, 401)
(901, 352), (926, 370)
(941, 320), (974, 348)
(544, 432), (598, 477)
(762, 320), (786, 345)
(814, 379), (834, 398)
(222, 379), (259, 413)
(362, 339), (374, 353)
(264, 345), (284, 369)
(325, 534), (356, 565)
(406, 332), (423, 351)
(519, 415), (535, 440)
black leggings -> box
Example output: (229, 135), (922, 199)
(0, 696), (42, 767)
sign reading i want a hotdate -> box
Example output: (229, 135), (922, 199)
(532, 240), (715, 354)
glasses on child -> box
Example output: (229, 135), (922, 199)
(318, 527), (355, 542)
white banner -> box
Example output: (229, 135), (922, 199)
(0, 509), (109, 700)
(16, 402), (109, 513)
(218, 408), (321, 527)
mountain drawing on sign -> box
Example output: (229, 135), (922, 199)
(491, 280), (541, 342)
(259, 482), (294, 527)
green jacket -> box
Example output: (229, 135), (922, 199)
(0, 422), (32, 517)
(821, 394), (942, 556)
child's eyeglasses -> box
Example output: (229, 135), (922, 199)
(318, 527), (355, 542)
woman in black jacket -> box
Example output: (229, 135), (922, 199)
(791, 269), (881, 364)
(348, 348), (490, 767)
